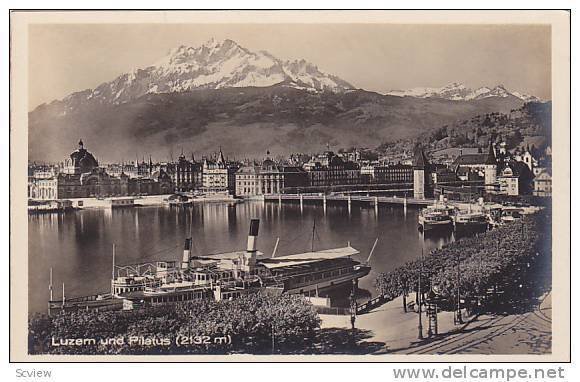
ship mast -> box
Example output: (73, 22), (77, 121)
(189, 206), (193, 238)
(111, 243), (116, 295)
(272, 237), (280, 258)
(49, 267), (53, 302)
(366, 238), (379, 264)
(112, 243), (116, 280)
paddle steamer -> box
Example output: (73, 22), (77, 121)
(48, 219), (371, 314)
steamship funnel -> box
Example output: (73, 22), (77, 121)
(247, 219), (260, 253)
(181, 238), (192, 269)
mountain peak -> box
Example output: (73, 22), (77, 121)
(386, 82), (542, 102)
(443, 82), (466, 89)
(57, 39), (354, 107)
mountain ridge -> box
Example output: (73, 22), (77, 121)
(38, 38), (355, 113)
(386, 82), (541, 102)
(29, 85), (532, 162)
(28, 39), (547, 162)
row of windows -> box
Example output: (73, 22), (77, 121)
(238, 187), (279, 194)
(149, 291), (206, 304)
(237, 175), (283, 180)
(237, 180), (283, 186)
(221, 291), (243, 300)
(288, 267), (352, 287)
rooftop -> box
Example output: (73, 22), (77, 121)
(259, 246), (359, 269)
(452, 154), (489, 166)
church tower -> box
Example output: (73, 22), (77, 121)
(523, 150), (533, 171)
(484, 142), (498, 194)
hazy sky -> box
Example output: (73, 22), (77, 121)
(28, 23), (551, 109)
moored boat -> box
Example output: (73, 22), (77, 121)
(47, 219), (371, 314)
(418, 197), (455, 232)
(452, 211), (489, 233)
(500, 206), (524, 223)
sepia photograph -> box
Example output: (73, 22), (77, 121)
(9, 10), (570, 362)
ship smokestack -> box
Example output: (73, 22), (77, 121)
(181, 238), (192, 269)
(246, 219), (260, 254)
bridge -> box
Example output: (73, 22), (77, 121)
(263, 193), (436, 207)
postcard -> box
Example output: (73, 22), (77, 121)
(9, 10), (570, 362)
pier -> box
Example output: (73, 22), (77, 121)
(263, 193), (435, 207)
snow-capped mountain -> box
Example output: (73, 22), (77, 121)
(62, 38), (354, 107)
(386, 82), (541, 102)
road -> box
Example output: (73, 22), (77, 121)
(319, 292), (551, 354)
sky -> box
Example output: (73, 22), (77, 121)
(28, 23), (551, 109)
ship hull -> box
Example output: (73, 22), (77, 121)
(418, 219), (453, 232)
(453, 221), (488, 231)
(283, 266), (371, 295)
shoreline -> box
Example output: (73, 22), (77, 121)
(28, 194), (243, 212)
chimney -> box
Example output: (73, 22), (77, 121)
(181, 238), (192, 269)
(246, 219), (260, 254)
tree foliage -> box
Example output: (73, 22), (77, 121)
(29, 292), (321, 355)
(374, 211), (551, 311)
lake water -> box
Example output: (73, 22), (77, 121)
(28, 201), (456, 314)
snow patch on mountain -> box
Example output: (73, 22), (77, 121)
(68, 39), (354, 106)
(386, 82), (541, 102)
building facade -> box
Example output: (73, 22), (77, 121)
(497, 166), (519, 196)
(235, 157), (308, 197)
(202, 148), (237, 194)
(533, 169), (552, 197)
(235, 159), (283, 197)
(360, 163), (414, 184)
(303, 152), (361, 188)
(28, 140), (173, 200)
(169, 154), (202, 192)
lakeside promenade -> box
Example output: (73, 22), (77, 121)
(319, 292), (551, 354)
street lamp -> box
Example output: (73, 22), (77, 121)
(349, 279), (357, 346)
(417, 244), (424, 340)
(425, 287), (442, 337)
(456, 252), (463, 324)
(271, 321), (276, 354)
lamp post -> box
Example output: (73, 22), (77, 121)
(402, 277), (408, 313)
(271, 322), (275, 354)
(349, 279), (357, 346)
(429, 285), (443, 336)
(456, 252), (463, 324)
(426, 288), (435, 337)
(417, 238), (424, 340)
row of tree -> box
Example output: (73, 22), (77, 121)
(29, 292), (321, 355)
(374, 210), (551, 313)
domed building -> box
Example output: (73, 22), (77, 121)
(30, 140), (174, 200)
(63, 140), (99, 175)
